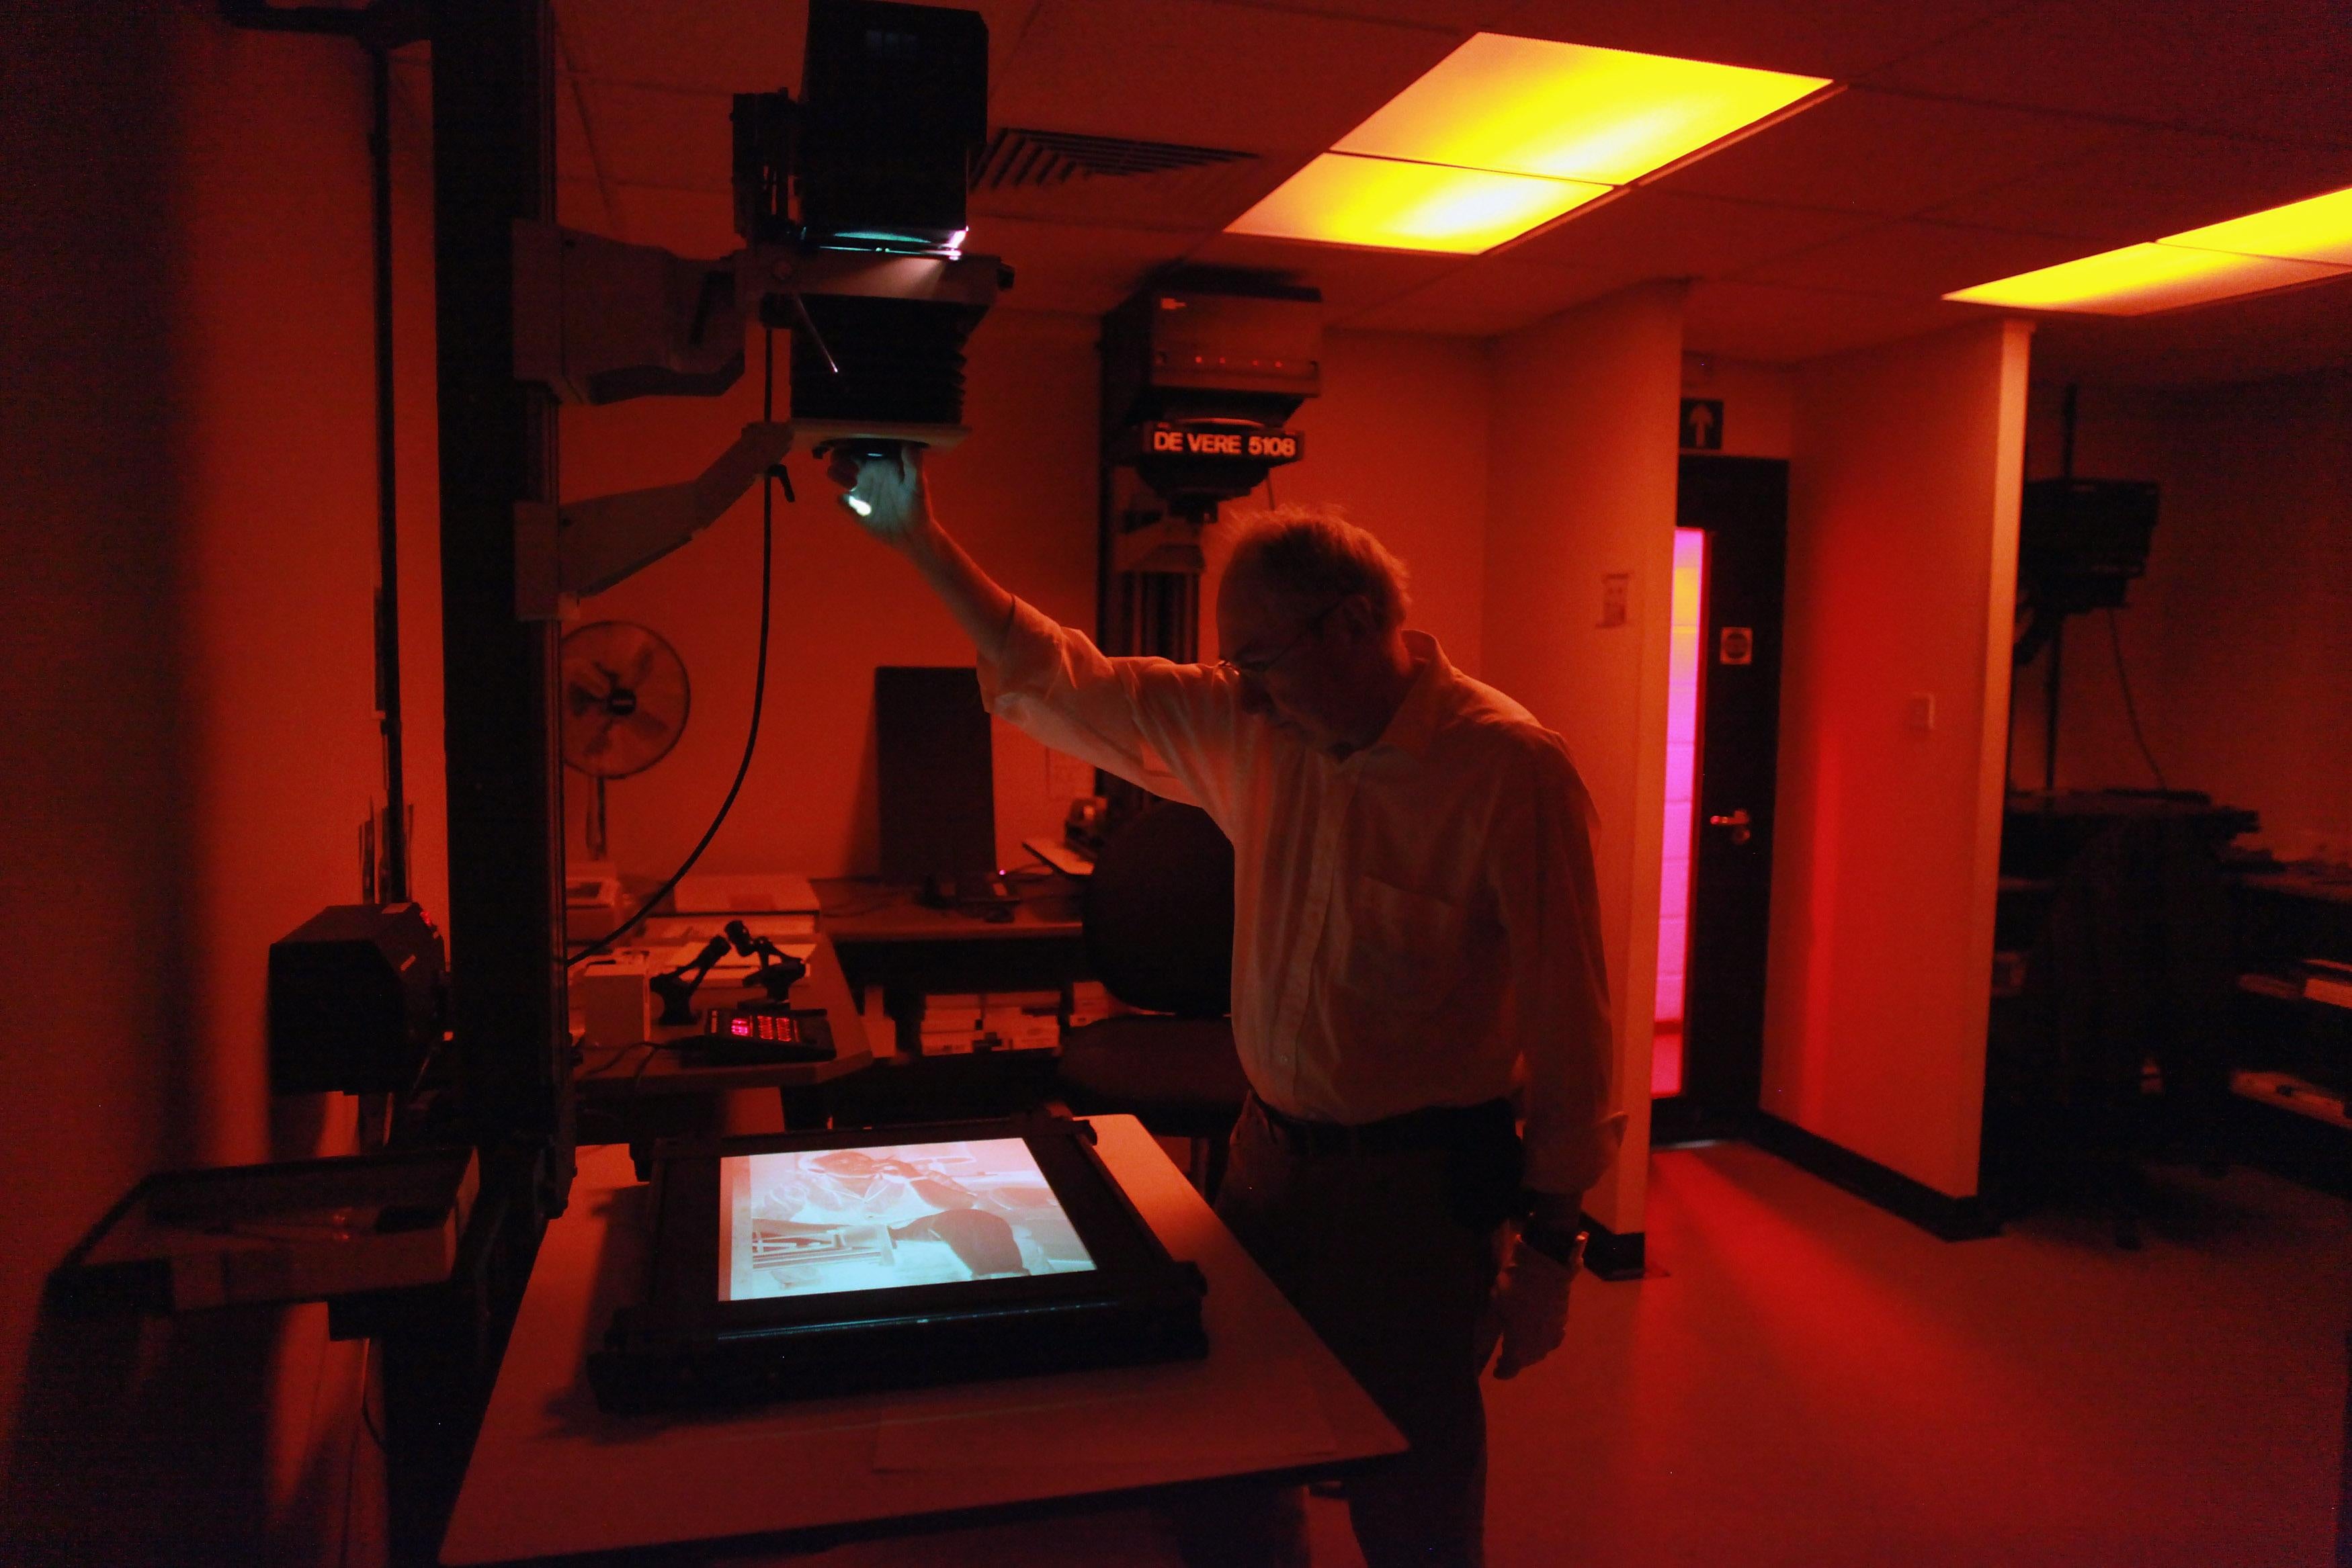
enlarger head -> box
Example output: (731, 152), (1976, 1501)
(1102, 275), (1320, 516)
(734, 1), (997, 446)
(732, 1), (986, 257)
(517, 0), (1009, 437)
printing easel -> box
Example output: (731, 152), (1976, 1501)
(438, 1116), (1402, 1564)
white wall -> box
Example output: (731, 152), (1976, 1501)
(3, 11), (435, 1561)
(1681, 353), (1794, 460)
(1485, 281), (1690, 1237)
(2014, 374), (2352, 865)
(1203, 329), (1493, 672)
(1764, 319), (2032, 1199)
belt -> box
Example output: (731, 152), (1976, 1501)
(1247, 1093), (1513, 1158)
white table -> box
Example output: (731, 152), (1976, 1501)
(439, 1116), (1404, 1564)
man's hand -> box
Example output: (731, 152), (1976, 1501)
(1475, 1231), (1579, 1380)
(818, 440), (1015, 661)
(824, 442), (933, 546)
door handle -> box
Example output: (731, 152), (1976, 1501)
(1708, 809), (1753, 844)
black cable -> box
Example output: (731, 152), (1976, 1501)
(2103, 607), (2169, 792)
(569, 329), (781, 965)
(338, 1336), (378, 1568)
(358, 1337), (383, 1452)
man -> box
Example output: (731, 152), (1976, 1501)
(829, 447), (1623, 1567)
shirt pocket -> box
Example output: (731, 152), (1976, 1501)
(1338, 874), (1469, 1014)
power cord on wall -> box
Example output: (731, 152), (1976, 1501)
(2103, 607), (2169, 792)
(569, 327), (784, 966)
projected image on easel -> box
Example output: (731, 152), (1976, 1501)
(719, 1139), (1097, 1301)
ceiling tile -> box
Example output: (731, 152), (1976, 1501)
(388, 54), (433, 138)
(1183, 232), (1460, 316)
(1681, 279), (1976, 362)
(610, 184), (739, 259)
(556, 0), (808, 93)
(556, 73), (598, 188)
(965, 216), (1193, 314)
(1737, 219), (2103, 299)
(556, 176), (617, 238)
(1652, 87), (2114, 217)
(1923, 129), (2352, 245)
(1862, 0), (2352, 146)
(556, 0), (1045, 97)
(1218, 0), (1504, 25)
(2027, 270), (2352, 386)
(575, 81), (734, 193)
(1503, 187), (1874, 277)
(1493, 0), (2019, 80)
(2203, 41), (2352, 150)
(972, 147), (1306, 234)
(1345, 259), (1632, 335)
(1241, 0), (1507, 24)
(991, 0), (1458, 154)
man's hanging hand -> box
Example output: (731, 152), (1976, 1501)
(1476, 1231), (1581, 1379)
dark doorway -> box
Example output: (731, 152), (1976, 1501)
(1652, 455), (1788, 1146)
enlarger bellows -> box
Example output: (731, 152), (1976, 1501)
(785, 294), (976, 428)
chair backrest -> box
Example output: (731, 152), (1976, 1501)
(1081, 803), (1234, 1018)
(2036, 816), (2233, 1099)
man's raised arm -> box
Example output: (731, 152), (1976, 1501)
(828, 446), (1015, 664)
(825, 446), (1241, 818)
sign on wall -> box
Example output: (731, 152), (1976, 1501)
(1679, 398), (1724, 451)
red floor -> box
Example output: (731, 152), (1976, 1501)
(1474, 1144), (2349, 1568)
(812, 1143), (2350, 1566)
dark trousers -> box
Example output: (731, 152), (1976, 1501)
(1173, 1098), (1505, 1568)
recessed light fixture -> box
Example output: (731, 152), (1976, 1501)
(1226, 35), (1833, 255)
(1945, 184), (2352, 314)
(1226, 154), (1609, 255)
(2164, 184), (2352, 267)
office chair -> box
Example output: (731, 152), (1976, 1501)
(2007, 816), (2234, 1247)
(1054, 803), (1252, 1196)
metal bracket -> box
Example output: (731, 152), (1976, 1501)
(514, 421), (793, 620)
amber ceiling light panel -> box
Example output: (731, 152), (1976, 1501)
(1227, 35), (1833, 255)
(1228, 155), (1609, 255)
(1945, 184), (2352, 314)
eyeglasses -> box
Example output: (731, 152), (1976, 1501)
(1216, 601), (1341, 681)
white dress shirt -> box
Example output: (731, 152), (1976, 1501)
(980, 599), (1625, 1197)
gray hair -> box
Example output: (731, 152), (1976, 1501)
(1223, 504), (1412, 634)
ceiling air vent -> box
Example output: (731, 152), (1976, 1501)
(976, 128), (1255, 188)
(970, 128), (1264, 227)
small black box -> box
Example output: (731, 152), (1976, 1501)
(268, 903), (444, 1095)
(2020, 478), (2159, 611)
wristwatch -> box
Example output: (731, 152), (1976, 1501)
(1517, 1218), (1588, 1269)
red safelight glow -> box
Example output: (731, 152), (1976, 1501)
(1653, 527), (1708, 1098)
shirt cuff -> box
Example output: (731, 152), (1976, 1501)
(1522, 1108), (1628, 1198)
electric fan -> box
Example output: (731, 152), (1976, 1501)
(560, 621), (690, 859)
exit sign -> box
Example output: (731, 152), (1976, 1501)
(1679, 398), (1723, 451)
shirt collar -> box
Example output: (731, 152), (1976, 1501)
(1367, 630), (1451, 760)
